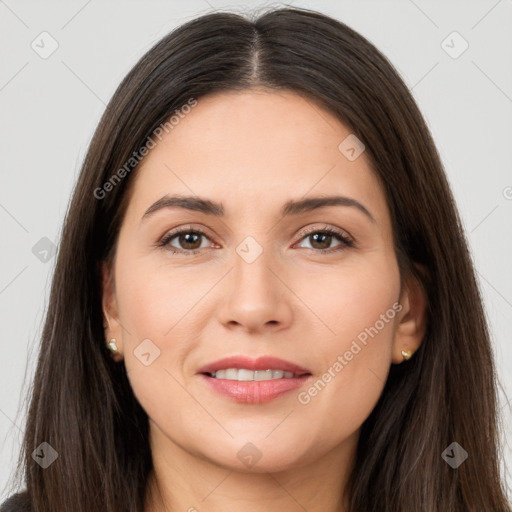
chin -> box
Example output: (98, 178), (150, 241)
(200, 438), (310, 474)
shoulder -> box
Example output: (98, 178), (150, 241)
(0, 491), (32, 512)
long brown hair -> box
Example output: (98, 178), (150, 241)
(4, 6), (510, 511)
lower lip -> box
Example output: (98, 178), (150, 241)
(198, 373), (311, 404)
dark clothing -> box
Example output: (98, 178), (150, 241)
(0, 492), (31, 512)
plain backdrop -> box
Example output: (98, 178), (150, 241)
(1, 0), (511, 501)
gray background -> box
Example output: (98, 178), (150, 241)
(1, 0), (511, 500)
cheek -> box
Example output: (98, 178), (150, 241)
(299, 253), (400, 352)
(294, 257), (399, 430)
(115, 250), (210, 343)
(112, 254), (199, 404)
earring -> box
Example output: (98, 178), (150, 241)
(106, 338), (123, 362)
(401, 349), (413, 361)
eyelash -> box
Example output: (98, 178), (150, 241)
(158, 225), (355, 256)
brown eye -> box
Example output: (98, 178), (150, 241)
(296, 227), (354, 254)
(159, 228), (212, 255)
(308, 232), (335, 250)
(174, 232), (203, 250)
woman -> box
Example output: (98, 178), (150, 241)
(2, 6), (510, 512)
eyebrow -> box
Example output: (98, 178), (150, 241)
(141, 194), (376, 223)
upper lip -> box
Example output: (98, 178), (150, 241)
(197, 355), (311, 376)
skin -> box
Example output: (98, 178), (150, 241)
(102, 88), (427, 512)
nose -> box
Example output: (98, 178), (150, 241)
(217, 241), (293, 335)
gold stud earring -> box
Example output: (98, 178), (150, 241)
(106, 338), (123, 362)
(401, 349), (413, 361)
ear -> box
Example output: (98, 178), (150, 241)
(391, 267), (428, 364)
(101, 261), (123, 353)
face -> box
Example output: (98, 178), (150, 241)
(102, 88), (422, 474)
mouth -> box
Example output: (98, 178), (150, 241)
(204, 368), (307, 380)
(196, 355), (312, 404)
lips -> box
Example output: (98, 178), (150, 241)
(196, 355), (311, 376)
(196, 355), (312, 404)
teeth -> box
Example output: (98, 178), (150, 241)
(224, 368), (238, 380)
(238, 369), (254, 381)
(254, 370), (272, 381)
(209, 368), (300, 380)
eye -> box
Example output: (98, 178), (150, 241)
(158, 226), (214, 255)
(158, 224), (354, 256)
(294, 225), (354, 253)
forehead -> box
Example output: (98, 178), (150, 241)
(125, 89), (388, 223)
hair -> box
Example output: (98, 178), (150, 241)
(4, 6), (510, 512)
